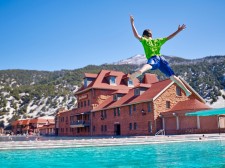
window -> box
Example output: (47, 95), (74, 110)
(101, 111), (104, 118)
(104, 125), (107, 132)
(134, 123), (137, 130)
(81, 102), (83, 107)
(88, 100), (90, 106)
(110, 76), (116, 85)
(129, 105), (132, 115)
(84, 101), (86, 107)
(147, 102), (152, 112)
(134, 88), (140, 96)
(117, 107), (120, 116)
(114, 108), (117, 116)
(166, 101), (171, 109)
(148, 121), (152, 133)
(128, 79), (133, 87)
(104, 110), (107, 119)
(129, 123), (132, 130)
(113, 94), (117, 101)
(133, 104), (136, 112)
(176, 86), (182, 96)
(84, 78), (88, 87)
(101, 125), (104, 132)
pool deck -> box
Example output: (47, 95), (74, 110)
(0, 134), (225, 150)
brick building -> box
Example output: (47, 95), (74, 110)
(11, 117), (55, 135)
(56, 70), (222, 136)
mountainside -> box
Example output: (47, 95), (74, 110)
(0, 55), (225, 128)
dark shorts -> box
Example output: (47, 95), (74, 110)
(147, 56), (175, 77)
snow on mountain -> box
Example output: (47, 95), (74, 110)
(206, 90), (225, 108)
(114, 54), (146, 65)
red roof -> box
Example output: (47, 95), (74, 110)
(84, 73), (98, 79)
(93, 79), (172, 111)
(30, 118), (54, 124)
(168, 99), (211, 112)
(76, 70), (139, 93)
(112, 89), (129, 94)
(11, 119), (30, 126)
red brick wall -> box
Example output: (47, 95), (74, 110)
(92, 102), (155, 136)
(200, 116), (218, 129)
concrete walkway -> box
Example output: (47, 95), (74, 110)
(0, 134), (225, 150)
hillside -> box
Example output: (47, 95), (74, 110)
(0, 55), (224, 127)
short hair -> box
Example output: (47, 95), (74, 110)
(142, 29), (151, 37)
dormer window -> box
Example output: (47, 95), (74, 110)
(134, 87), (147, 96)
(113, 94), (117, 101)
(127, 79), (133, 87)
(134, 88), (140, 96)
(109, 76), (116, 85)
(84, 77), (94, 88)
(113, 93), (124, 101)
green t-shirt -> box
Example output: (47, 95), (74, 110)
(140, 37), (167, 59)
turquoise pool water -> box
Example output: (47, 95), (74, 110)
(0, 140), (225, 168)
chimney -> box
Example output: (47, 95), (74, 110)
(142, 74), (158, 84)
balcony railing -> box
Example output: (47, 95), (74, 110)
(70, 120), (90, 128)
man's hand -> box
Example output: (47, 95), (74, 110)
(130, 15), (134, 24)
(178, 24), (186, 31)
(130, 15), (141, 40)
(167, 24), (186, 40)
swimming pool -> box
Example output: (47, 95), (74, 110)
(0, 140), (225, 168)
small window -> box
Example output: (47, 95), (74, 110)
(104, 110), (107, 119)
(129, 105), (132, 115)
(129, 123), (132, 130)
(84, 78), (88, 87)
(114, 108), (117, 116)
(117, 107), (120, 116)
(101, 125), (104, 132)
(104, 125), (107, 132)
(134, 88), (140, 96)
(176, 86), (182, 96)
(88, 100), (90, 106)
(166, 101), (171, 109)
(110, 76), (116, 85)
(133, 104), (136, 112)
(134, 123), (137, 130)
(101, 111), (104, 118)
(113, 94), (117, 101)
(148, 121), (152, 133)
(147, 102), (152, 112)
(84, 101), (86, 107)
(128, 79), (133, 86)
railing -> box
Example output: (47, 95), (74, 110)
(70, 120), (90, 128)
(155, 129), (165, 136)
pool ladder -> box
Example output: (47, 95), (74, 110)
(155, 129), (165, 136)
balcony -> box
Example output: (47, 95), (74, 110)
(70, 120), (90, 128)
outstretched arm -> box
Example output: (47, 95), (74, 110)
(130, 15), (142, 41)
(166, 24), (186, 40)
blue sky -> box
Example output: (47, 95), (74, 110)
(0, 0), (225, 71)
